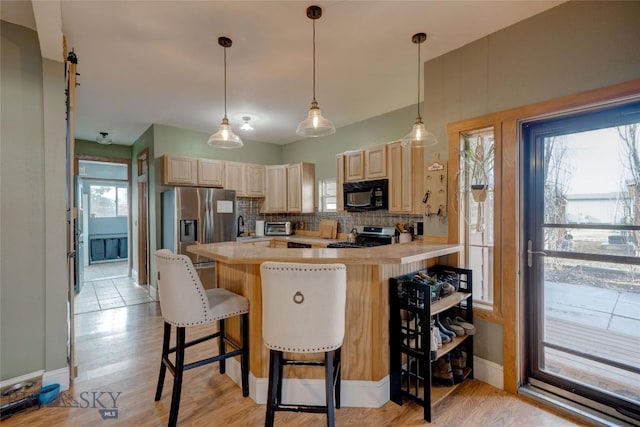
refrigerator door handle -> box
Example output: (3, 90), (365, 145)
(204, 190), (213, 243)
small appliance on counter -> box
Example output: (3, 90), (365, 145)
(264, 221), (294, 236)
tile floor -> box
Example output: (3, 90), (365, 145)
(75, 261), (155, 314)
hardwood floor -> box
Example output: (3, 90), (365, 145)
(2, 302), (591, 426)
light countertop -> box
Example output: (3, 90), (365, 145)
(187, 239), (462, 265)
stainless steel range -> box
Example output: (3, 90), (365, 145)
(327, 226), (395, 248)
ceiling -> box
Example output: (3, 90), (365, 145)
(3, 1), (564, 146)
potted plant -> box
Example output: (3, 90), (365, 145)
(462, 136), (494, 202)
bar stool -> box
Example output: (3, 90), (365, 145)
(260, 262), (347, 427)
(154, 249), (249, 427)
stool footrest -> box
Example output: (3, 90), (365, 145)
(271, 403), (329, 414)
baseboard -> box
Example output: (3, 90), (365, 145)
(473, 356), (504, 390)
(131, 268), (138, 282)
(225, 358), (389, 407)
(0, 370), (44, 388)
(42, 367), (70, 392)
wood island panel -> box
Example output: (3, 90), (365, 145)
(189, 241), (460, 382)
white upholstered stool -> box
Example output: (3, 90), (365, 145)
(154, 249), (249, 427)
(260, 262), (347, 427)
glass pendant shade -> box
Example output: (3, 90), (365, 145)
(296, 100), (336, 137)
(401, 117), (437, 147)
(208, 117), (243, 148)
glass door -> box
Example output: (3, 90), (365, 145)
(523, 100), (640, 424)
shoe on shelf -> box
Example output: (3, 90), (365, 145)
(436, 318), (456, 339)
(438, 329), (452, 344)
(440, 281), (456, 297)
(430, 327), (439, 360)
(432, 354), (454, 386)
(451, 348), (466, 384)
(443, 317), (465, 336)
(452, 316), (476, 335)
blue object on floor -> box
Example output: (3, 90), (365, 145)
(39, 384), (60, 404)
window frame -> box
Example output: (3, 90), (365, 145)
(318, 178), (337, 212)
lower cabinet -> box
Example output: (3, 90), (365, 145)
(90, 236), (128, 263)
(389, 265), (473, 422)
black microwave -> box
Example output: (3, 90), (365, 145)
(343, 179), (388, 211)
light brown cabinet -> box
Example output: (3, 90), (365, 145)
(387, 141), (424, 213)
(163, 155), (223, 187)
(244, 164), (266, 197)
(163, 156), (198, 185)
(224, 161), (265, 197)
(344, 145), (387, 182)
(197, 158), (224, 187)
(263, 165), (288, 213)
(344, 150), (365, 182)
(336, 154), (345, 212)
(262, 162), (315, 213)
(365, 144), (387, 179)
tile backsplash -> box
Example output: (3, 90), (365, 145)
(236, 198), (423, 236)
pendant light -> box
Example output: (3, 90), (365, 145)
(208, 36), (243, 149)
(296, 5), (335, 138)
(401, 33), (437, 148)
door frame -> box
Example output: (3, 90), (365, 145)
(447, 79), (640, 393)
(136, 148), (150, 286)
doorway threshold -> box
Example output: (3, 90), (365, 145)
(520, 383), (639, 427)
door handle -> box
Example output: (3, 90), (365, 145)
(527, 240), (546, 267)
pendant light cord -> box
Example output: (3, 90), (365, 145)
(223, 46), (228, 119)
(312, 18), (316, 102)
(416, 38), (421, 120)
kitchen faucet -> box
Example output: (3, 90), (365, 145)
(237, 215), (245, 237)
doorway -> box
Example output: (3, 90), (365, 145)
(523, 100), (640, 424)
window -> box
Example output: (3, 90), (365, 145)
(90, 184), (128, 218)
(319, 179), (337, 212)
(459, 128), (495, 308)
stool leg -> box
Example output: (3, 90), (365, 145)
(168, 326), (185, 427)
(155, 322), (171, 401)
(276, 350), (284, 404)
(218, 319), (226, 374)
(265, 349), (280, 427)
(334, 347), (342, 409)
(325, 351), (335, 427)
(241, 312), (249, 397)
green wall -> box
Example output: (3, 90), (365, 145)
(75, 139), (132, 159)
(1, 22), (67, 380)
(283, 104), (417, 180)
(414, 0), (640, 364)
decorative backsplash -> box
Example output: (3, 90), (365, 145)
(237, 198), (423, 236)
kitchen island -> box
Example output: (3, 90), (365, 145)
(188, 240), (462, 407)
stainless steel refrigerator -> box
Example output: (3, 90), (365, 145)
(161, 187), (237, 288)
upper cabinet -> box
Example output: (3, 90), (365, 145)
(224, 161), (265, 197)
(387, 141), (424, 214)
(163, 156), (198, 186)
(197, 158), (224, 187)
(262, 162), (315, 213)
(262, 165), (288, 213)
(287, 162), (315, 213)
(336, 154), (345, 212)
(365, 145), (387, 179)
(345, 150), (365, 182)
(344, 145), (387, 182)
(163, 156), (224, 187)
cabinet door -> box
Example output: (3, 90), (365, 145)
(287, 163), (302, 212)
(345, 150), (365, 182)
(163, 156), (197, 185)
(224, 161), (245, 194)
(365, 145), (387, 179)
(245, 164), (265, 197)
(387, 142), (404, 212)
(336, 154), (345, 212)
(263, 165), (288, 212)
(197, 159), (224, 187)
